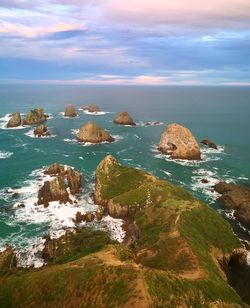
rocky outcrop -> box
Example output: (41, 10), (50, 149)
(64, 104), (77, 117)
(34, 125), (50, 137)
(66, 167), (81, 195)
(214, 182), (250, 229)
(76, 121), (115, 143)
(201, 139), (218, 149)
(0, 246), (17, 270)
(23, 108), (48, 125)
(159, 123), (201, 160)
(83, 104), (100, 113)
(114, 112), (136, 126)
(44, 163), (65, 176)
(7, 112), (21, 128)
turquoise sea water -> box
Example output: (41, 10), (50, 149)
(0, 85), (250, 266)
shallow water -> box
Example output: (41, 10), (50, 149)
(0, 85), (250, 266)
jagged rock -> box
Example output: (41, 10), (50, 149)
(220, 248), (248, 268)
(76, 121), (115, 143)
(0, 246), (17, 270)
(38, 177), (70, 207)
(23, 108), (48, 125)
(34, 125), (50, 137)
(66, 167), (82, 195)
(73, 211), (85, 224)
(64, 104), (77, 117)
(214, 182), (250, 229)
(84, 212), (95, 222)
(201, 179), (209, 184)
(201, 139), (218, 149)
(114, 112), (136, 126)
(83, 104), (100, 113)
(159, 123), (201, 160)
(95, 208), (103, 221)
(7, 112), (21, 128)
(44, 163), (65, 176)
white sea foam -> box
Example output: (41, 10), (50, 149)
(137, 121), (164, 127)
(0, 151), (13, 159)
(80, 109), (113, 116)
(161, 170), (172, 177)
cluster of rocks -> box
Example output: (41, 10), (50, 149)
(7, 108), (48, 128)
(38, 163), (82, 207)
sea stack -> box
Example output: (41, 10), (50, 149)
(6, 112), (22, 128)
(83, 104), (101, 113)
(76, 121), (115, 143)
(114, 112), (136, 126)
(64, 104), (77, 117)
(34, 125), (50, 137)
(23, 108), (48, 125)
(159, 123), (201, 160)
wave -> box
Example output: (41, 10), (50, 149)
(79, 109), (113, 116)
(0, 151), (13, 159)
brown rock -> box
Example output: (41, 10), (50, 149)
(23, 108), (48, 125)
(214, 181), (250, 229)
(83, 104), (100, 113)
(159, 123), (201, 160)
(201, 139), (218, 149)
(76, 121), (115, 143)
(73, 211), (85, 224)
(66, 167), (82, 195)
(201, 179), (209, 184)
(34, 124), (50, 137)
(95, 208), (103, 221)
(64, 104), (77, 117)
(44, 163), (65, 176)
(38, 177), (71, 207)
(0, 246), (17, 270)
(7, 112), (22, 128)
(84, 212), (95, 222)
(114, 112), (136, 126)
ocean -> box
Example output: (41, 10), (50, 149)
(0, 84), (250, 267)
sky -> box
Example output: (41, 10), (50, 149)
(0, 0), (250, 85)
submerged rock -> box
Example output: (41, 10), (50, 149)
(38, 177), (71, 207)
(76, 121), (115, 143)
(214, 182), (250, 229)
(83, 104), (100, 113)
(159, 123), (201, 160)
(64, 104), (77, 117)
(0, 246), (17, 270)
(34, 125), (50, 137)
(7, 112), (22, 128)
(114, 112), (136, 126)
(201, 139), (218, 149)
(23, 108), (48, 125)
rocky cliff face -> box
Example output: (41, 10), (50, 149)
(23, 108), (48, 125)
(7, 112), (22, 128)
(64, 104), (77, 117)
(214, 181), (250, 229)
(114, 112), (136, 126)
(83, 104), (100, 113)
(34, 125), (50, 137)
(159, 123), (201, 160)
(77, 121), (115, 143)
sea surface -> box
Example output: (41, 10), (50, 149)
(0, 85), (250, 269)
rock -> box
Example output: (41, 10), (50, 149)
(73, 211), (85, 224)
(23, 108), (48, 125)
(12, 193), (19, 199)
(145, 121), (161, 126)
(214, 182), (250, 229)
(83, 104), (100, 113)
(159, 123), (201, 160)
(222, 248), (248, 268)
(38, 177), (70, 207)
(84, 212), (95, 222)
(201, 139), (218, 149)
(7, 112), (22, 128)
(114, 112), (136, 126)
(66, 167), (82, 195)
(64, 104), (77, 117)
(44, 163), (65, 176)
(76, 121), (115, 143)
(95, 208), (103, 221)
(201, 179), (209, 184)
(0, 246), (17, 270)
(34, 124), (50, 137)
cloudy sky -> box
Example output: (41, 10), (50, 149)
(0, 0), (250, 85)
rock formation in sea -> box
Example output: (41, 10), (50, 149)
(201, 139), (218, 149)
(76, 121), (115, 143)
(44, 163), (65, 176)
(23, 108), (48, 125)
(0, 246), (17, 270)
(64, 104), (77, 117)
(6, 112), (22, 128)
(83, 104), (101, 113)
(34, 125), (50, 137)
(66, 167), (82, 195)
(214, 181), (250, 229)
(114, 112), (136, 126)
(159, 123), (201, 160)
